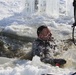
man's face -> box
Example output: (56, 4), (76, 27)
(39, 28), (52, 41)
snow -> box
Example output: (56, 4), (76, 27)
(66, 0), (74, 17)
(23, 0), (35, 15)
(0, 56), (75, 75)
(46, 0), (59, 18)
(0, 0), (25, 20)
(0, 0), (76, 75)
(4, 25), (36, 37)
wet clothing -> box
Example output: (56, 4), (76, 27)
(32, 38), (66, 66)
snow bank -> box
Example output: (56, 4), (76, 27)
(0, 56), (75, 75)
(0, 0), (25, 20)
(4, 25), (36, 37)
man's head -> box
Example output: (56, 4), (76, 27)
(37, 25), (52, 41)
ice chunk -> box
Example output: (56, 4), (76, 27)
(31, 56), (42, 66)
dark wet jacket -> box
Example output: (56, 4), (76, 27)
(32, 38), (58, 65)
(32, 38), (66, 66)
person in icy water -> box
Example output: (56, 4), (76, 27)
(73, 0), (76, 26)
(32, 25), (66, 67)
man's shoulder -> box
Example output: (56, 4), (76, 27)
(34, 38), (43, 42)
(33, 38), (44, 46)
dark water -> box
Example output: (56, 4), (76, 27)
(0, 29), (35, 59)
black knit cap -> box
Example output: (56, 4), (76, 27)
(37, 25), (47, 36)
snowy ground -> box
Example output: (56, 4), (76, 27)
(0, 0), (76, 75)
